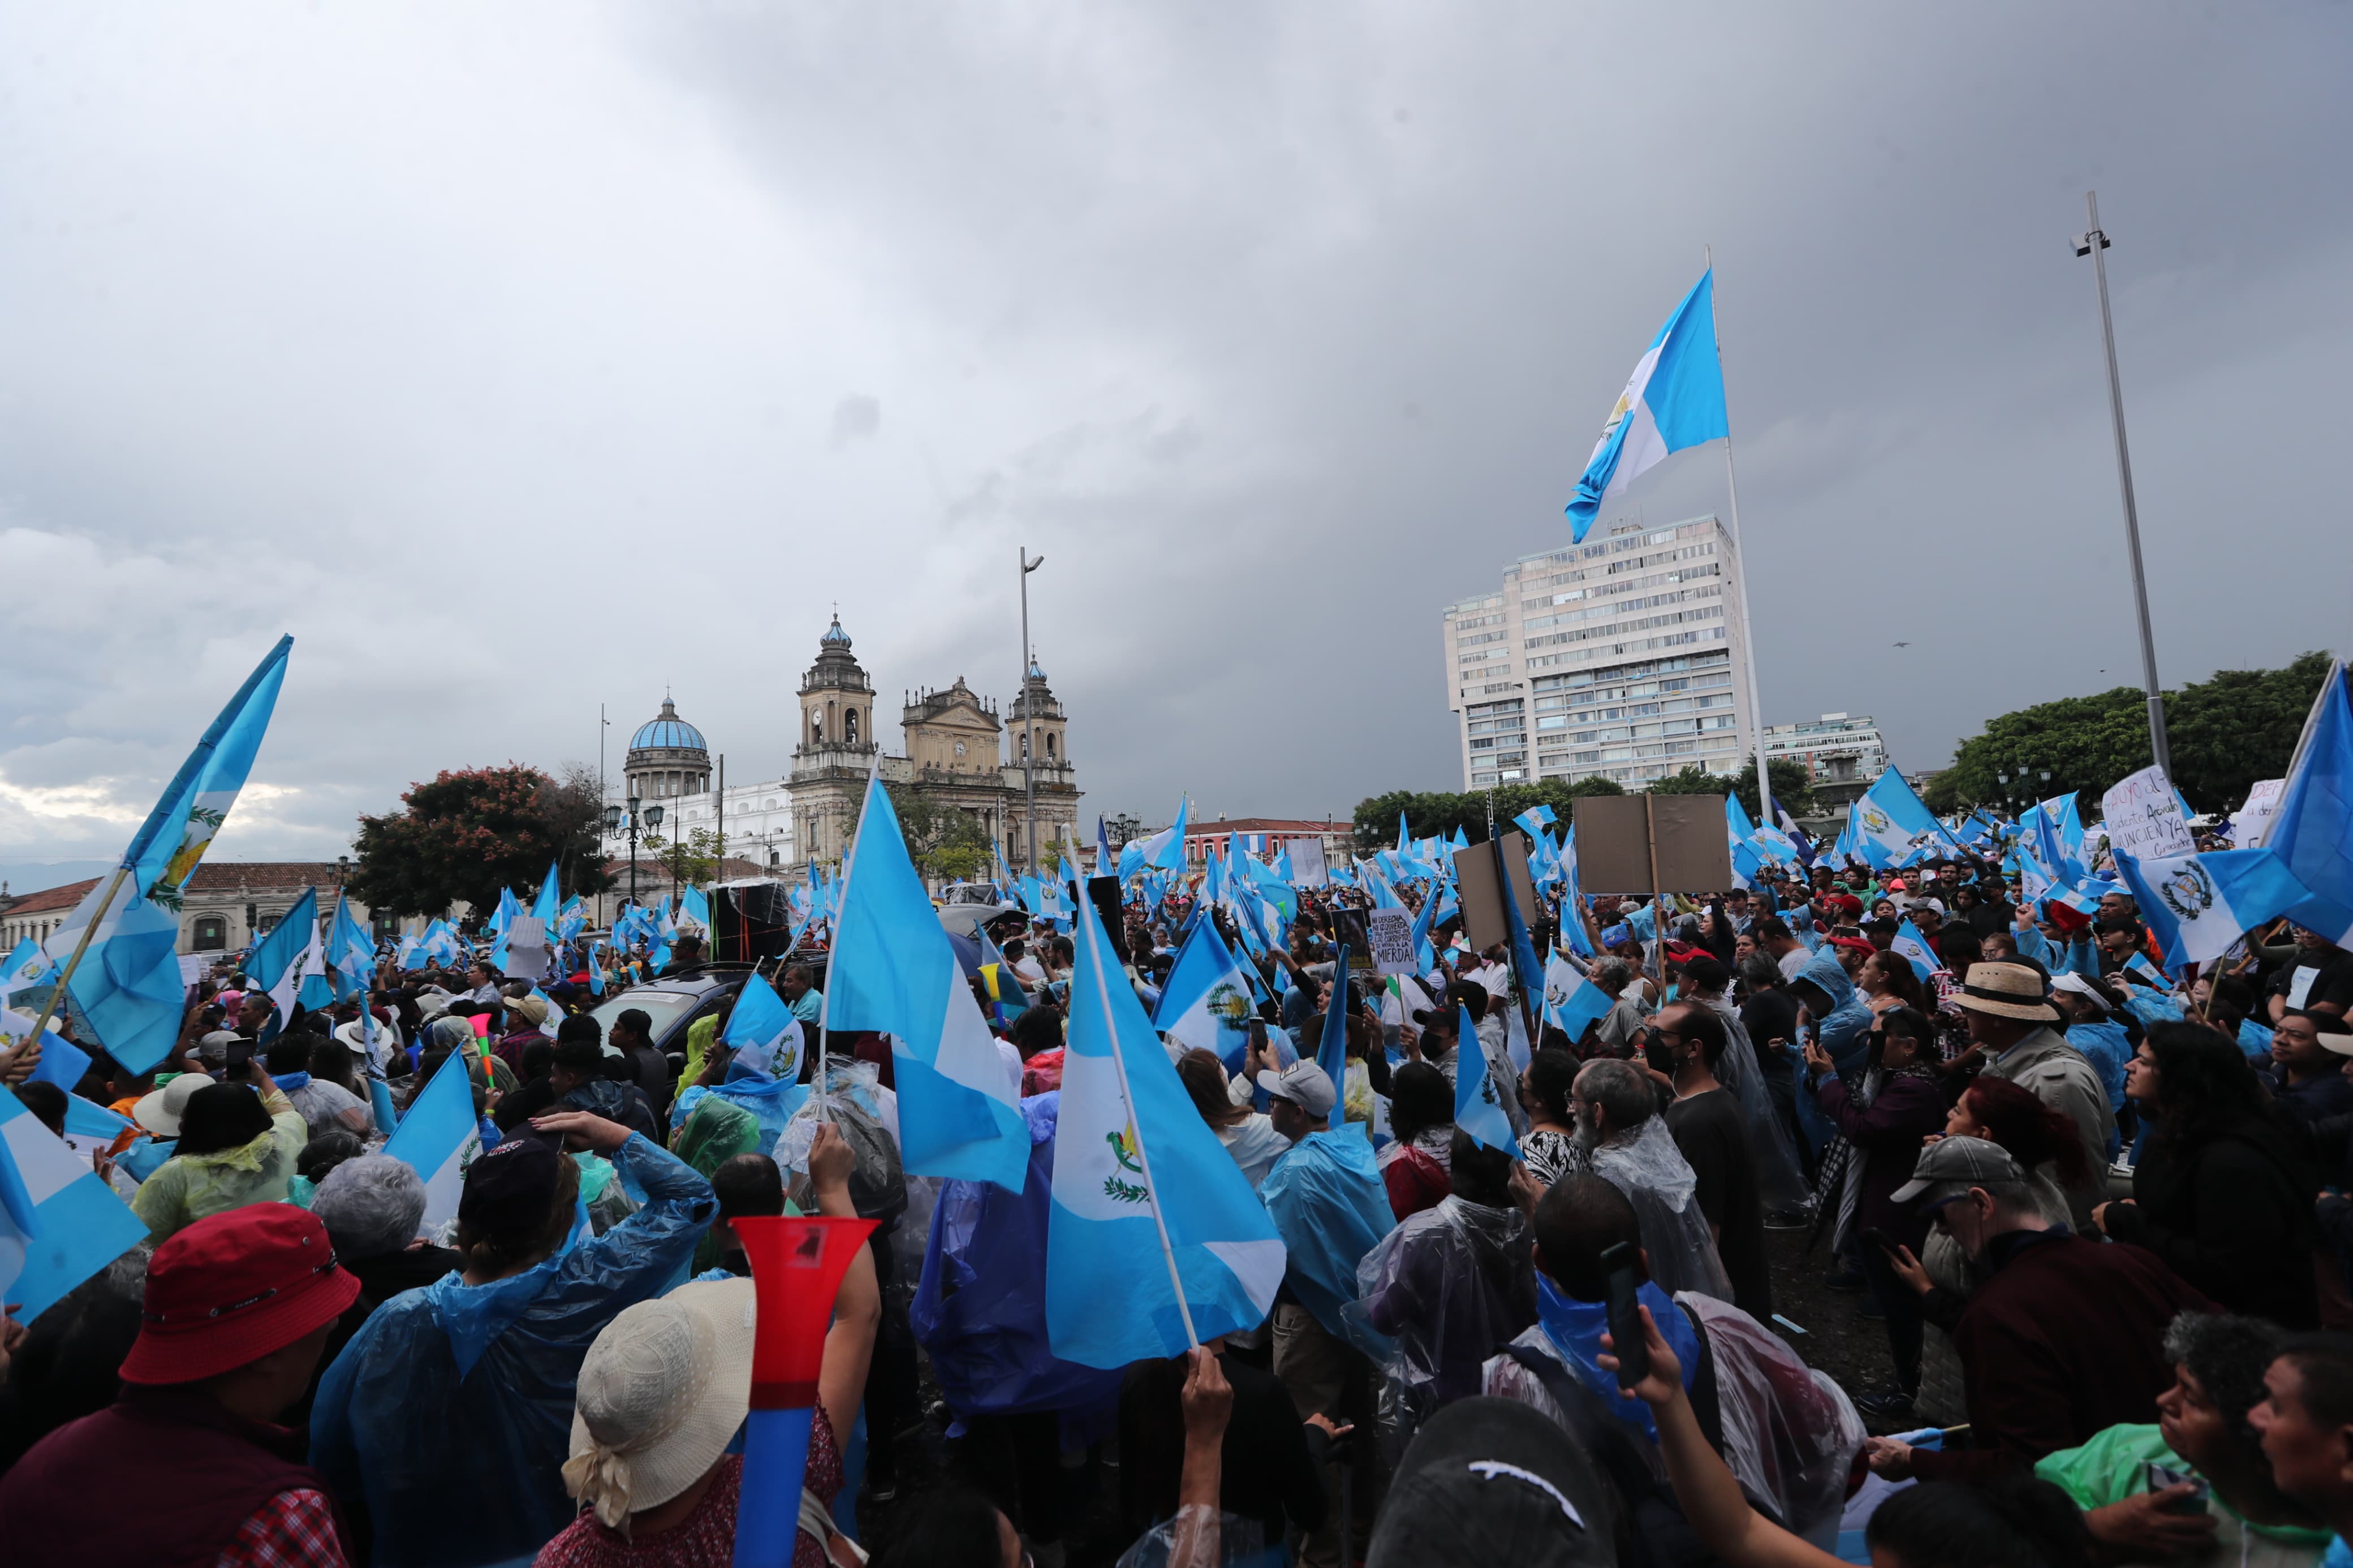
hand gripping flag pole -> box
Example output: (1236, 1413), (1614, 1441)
(730, 1214), (878, 1568)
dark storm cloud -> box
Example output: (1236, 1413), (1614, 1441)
(1, 3), (2345, 861)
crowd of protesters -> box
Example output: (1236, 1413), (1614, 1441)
(2, 828), (2352, 1568)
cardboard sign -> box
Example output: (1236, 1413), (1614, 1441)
(1365, 906), (1417, 975)
(503, 917), (551, 982)
(1570, 796), (1734, 896)
(1451, 831), (1540, 954)
(2237, 777), (2287, 847)
(1328, 908), (1378, 974)
(1290, 837), (1329, 888)
(2101, 767), (2194, 862)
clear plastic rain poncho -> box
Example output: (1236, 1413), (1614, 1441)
(775, 1060), (907, 1225)
(1703, 991), (1811, 1212)
(308, 1132), (717, 1568)
(1350, 1195), (1536, 1416)
(1677, 1291), (1866, 1549)
(1588, 1117), (1735, 1301)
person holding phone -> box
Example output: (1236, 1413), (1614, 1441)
(1802, 1007), (1947, 1418)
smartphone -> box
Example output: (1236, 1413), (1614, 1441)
(224, 1039), (255, 1079)
(1859, 1227), (1902, 1259)
(1600, 1241), (1649, 1390)
(2145, 1461), (2210, 1513)
(1247, 1018), (1268, 1062)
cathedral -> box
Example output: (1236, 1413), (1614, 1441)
(601, 615), (1081, 885)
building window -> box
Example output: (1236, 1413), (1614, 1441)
(193, 916), (227, 951)
(846, 710), (860, 744)
(1046, 733), (1056, 759)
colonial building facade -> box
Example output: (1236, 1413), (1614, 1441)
(598, 615), (1081, 887)
(0, 863), (379, 957)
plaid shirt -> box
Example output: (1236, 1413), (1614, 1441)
(216, 1488), (349, 1568)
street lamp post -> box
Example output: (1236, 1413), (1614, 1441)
(2074, 193), (2172, 781)
(603, 797), (646, 905)
(1018, 547), (1045, 874)
(644, 804), (668, 900)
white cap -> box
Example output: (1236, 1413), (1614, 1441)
(1256, 1059), (1337, 1118)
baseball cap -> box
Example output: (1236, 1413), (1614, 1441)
(1368, 1396), (1613, 1567)
(1255, 1060), (1337, 1119)
(118, 1206), (360, 1385)
(459, 1131), (565, 1233)
(1890, 1134), (2026, 1206)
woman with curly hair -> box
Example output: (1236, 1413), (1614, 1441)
(2094, 1022), (2318, 1328)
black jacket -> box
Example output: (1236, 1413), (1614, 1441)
(2104, 1110), (2318, 1328)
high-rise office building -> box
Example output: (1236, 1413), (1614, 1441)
(1440, 515), (1754, 789)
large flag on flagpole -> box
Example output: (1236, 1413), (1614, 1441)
(1566, 271), (1730, 542)
(826, 768), (1027, 1191)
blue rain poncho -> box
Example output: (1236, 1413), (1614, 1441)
(1789, 949), (1873, 1156)
(308, 1131), (717, 1567)
(1257, 1128), (1395, 1344)
(669, 1053), (809, 1156)
(910, 1093), (1122, 1438)
(2063, 1017), (2134, 1115)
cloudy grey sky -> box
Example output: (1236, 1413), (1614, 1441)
(2, 2), (2347, 874)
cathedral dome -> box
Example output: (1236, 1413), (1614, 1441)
(630, 698), (706, 753)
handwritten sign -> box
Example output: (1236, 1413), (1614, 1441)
(2101, 766), (2194, 863)
(2236, 778), (2287, 848)
(1366, 908), (1417, 975)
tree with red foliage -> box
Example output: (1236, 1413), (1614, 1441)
(348, 762), (611, 921)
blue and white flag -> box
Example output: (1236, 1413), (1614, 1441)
(247, 889), (320, 1017)
(1566, 271), (1731, 542)
(327, 894), (376, 1002)
(1096, 816), (1116, 880)
(722, 973), (807, 1083)
(828, 769), (1026, 1190)
(1136, 797), (1191, 875)
(114, 634), (294, 910)
(1543, 953), (1615, 1041)
(2258, 660), (2353, 948)
(381, 1048), (483, 1232)
(1847, 768), (1959, 870)
(50, 893), (187, 1075)
(1453, 1003), (1521, 1158)
(1046, 888), (1286, 1368)
(679, 883), (712, 935)
(2115, 847), (2317, 970)
(0, 1085), (148, 1323)
(530, 859), (562, 928)
(1890, 919), (1940, 984)
(0, 940), (57, 1008)
(1152, 919), (1257, 1072)
(1, 1006), (87, 1093)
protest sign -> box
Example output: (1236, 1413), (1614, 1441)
(1365, 906), (1416, 975)
(2102, 766), (2195, 861)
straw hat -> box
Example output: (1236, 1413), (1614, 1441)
(1952, 961), (2060, 1023)
(563, 1278), (756, 1532)
(132, 1072), (212, 1138)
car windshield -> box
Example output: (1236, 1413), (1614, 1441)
(588, 988), (700, 1045)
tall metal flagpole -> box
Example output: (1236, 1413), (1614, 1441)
(1706, 247), (1775, 835)
(2073, 193), (2172, 780)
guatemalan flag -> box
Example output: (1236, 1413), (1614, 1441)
(381, 1049), (483, 1232)
(1047, 885), (1286, 1368)
(2114, 847), (2316, 971)
(1566, 271), (1731, 542)
(0, 1085), (148, 1323)
(1151, 919), (1257, 1072)
(828, 767), (1027, 1191)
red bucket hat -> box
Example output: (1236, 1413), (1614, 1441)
(119, 1205), (361, 1386)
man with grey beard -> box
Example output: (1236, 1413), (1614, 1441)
(1571, 1057), (1735, 1301)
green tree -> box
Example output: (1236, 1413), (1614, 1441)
(1353, 775), (1624, 855)
(879, 786), (997, 884)
(1925, 653), (2331, 817)
(350, 763), (615, 920)
(640, 826), (724, 891)
(1647, 756), (1817, 823)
